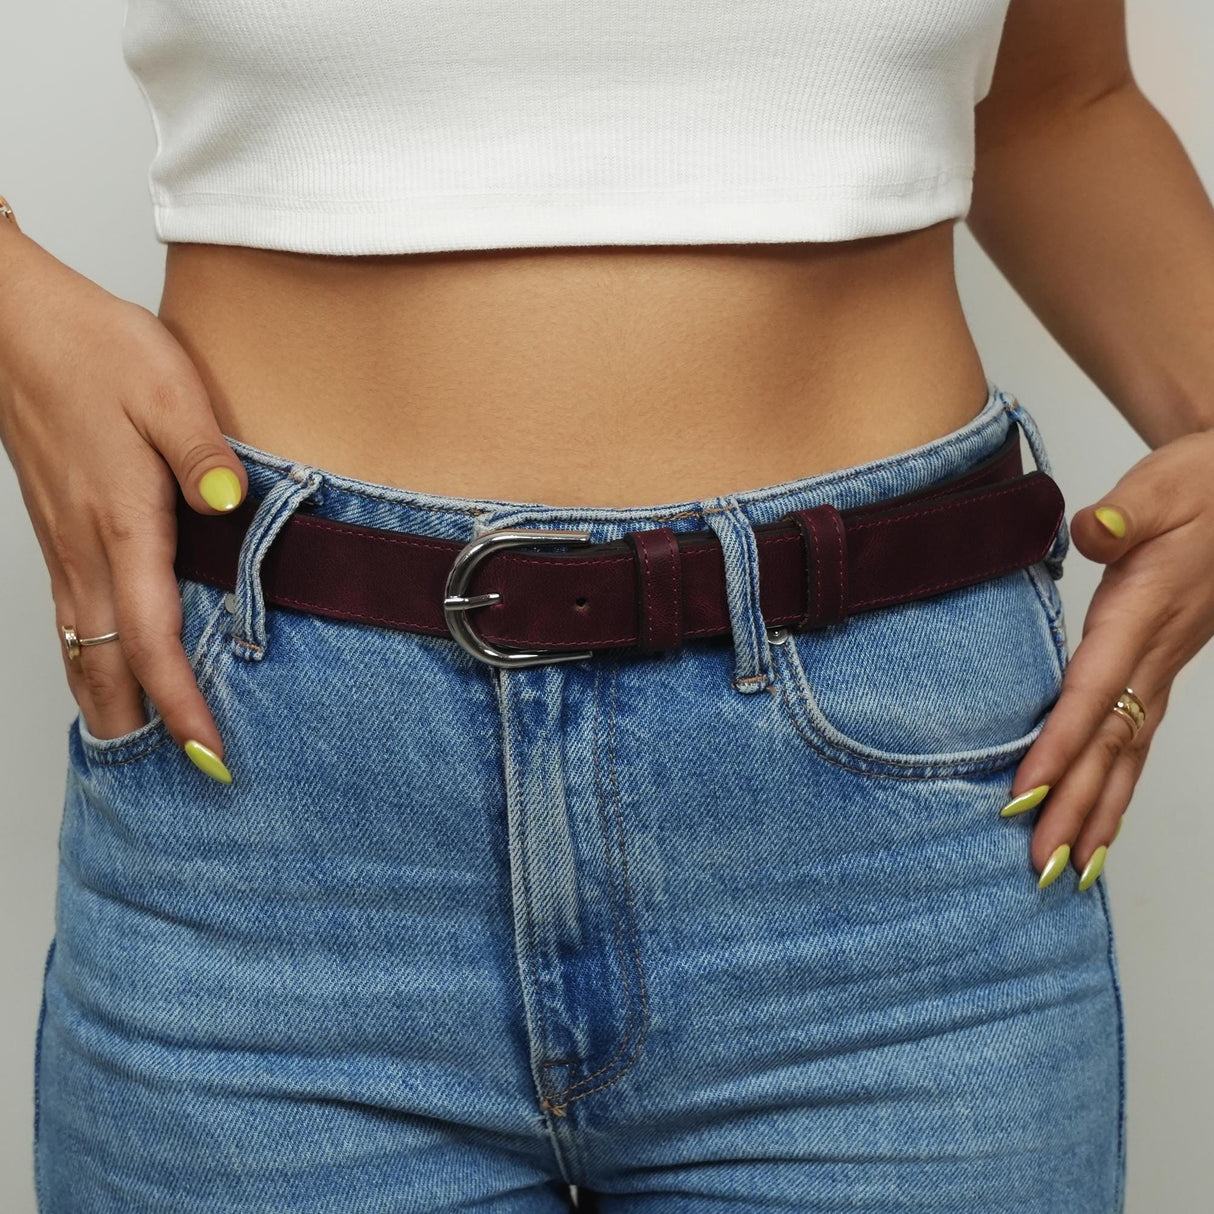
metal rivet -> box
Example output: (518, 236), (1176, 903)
(223, 592), (237, 613)
(766, 626), (790, 644)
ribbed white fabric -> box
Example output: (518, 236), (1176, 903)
(121, 0), (1012, 256)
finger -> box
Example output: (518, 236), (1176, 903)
(1027, 706), (1139, 880)
(104, 522), (230, 766)
(1071, 680), (1170, 884)
(1027, 666), (1165, 887)
(1068, 432), (1210, 565)
(57, 559), (149, 742)
(33, 499), (148, 739)
(1002, 598), (1153, 805)
(1070, 752), (1138, 891)
(124, 372), (247, 516)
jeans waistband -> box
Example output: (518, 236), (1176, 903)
(223, 380), (1057, 553)
(214, 379), (1068, 690)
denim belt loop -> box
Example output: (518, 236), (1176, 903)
(229, 463), (324, 661)
(699, 494), (775, 694)
(1003, 394), (1071, 581)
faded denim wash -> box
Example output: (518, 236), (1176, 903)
(34, 382), (1125, 1212)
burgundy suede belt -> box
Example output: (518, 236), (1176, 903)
(173, 426), (1065, 669)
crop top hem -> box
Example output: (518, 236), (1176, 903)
(147, 171), (973, 255)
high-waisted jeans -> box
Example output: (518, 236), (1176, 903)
(34, 383), (1126, 1213)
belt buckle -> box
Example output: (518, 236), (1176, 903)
(442, 526), (594, 668)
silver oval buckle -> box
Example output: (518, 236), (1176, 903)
(442, 527), (595, 668)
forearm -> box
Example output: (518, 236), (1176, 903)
(967, 80), (1214, 448)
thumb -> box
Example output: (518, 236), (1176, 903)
(1069, 497), (1141, 565)
(136, 378), (247, 515)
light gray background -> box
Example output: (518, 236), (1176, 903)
(2, 3), (1210, 1209)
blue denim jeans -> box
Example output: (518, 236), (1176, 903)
(35, 382), (1125, 1212)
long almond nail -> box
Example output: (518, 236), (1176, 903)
(1078, 845), (1108, 892)
(999, 783), (1050, 817)
(183, 738), (233, 784)
(199, 467), (242, 512)
(1038, 843), (1070, 889)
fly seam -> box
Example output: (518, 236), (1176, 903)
(547, 658), (651, 1111)
(544, 657), (639, 1102)
(509, 674), (556, 1097)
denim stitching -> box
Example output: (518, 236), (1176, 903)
(713, 499), (774, 693)
(742, 503), (768, 678)
(508, 672), (558, 1113)
(544, 657), (640, 1104)
(772, 643), (1042, 781)
(234, 473), (323, 654)
(548, 657), (650, 1111)
(1095, 876), (1128, 1213)
(1022, 563), (1070, 683)
(1004, 398), (1070, 579)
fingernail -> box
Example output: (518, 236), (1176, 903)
(1112, 818), (1123, 843)
(183, 738), (233, 784)
(1094, 506), (1126, 539)
(1078, 845), (1109, 892)
(999, 783), (1051, 817)
(1038, 843), (1071, 889)
(199, 467), (242, 512)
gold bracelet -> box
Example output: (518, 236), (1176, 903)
(0, 195), (19, 230)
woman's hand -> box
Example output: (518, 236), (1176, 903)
(0, 230), (248, 781)
(1000, 426), (1214, 888)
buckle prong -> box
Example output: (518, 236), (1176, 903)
(442, 527), (594, 668)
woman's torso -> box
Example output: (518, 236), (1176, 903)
(156, 221), (990, 506)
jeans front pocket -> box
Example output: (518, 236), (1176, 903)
(72, 576), (235, 769)
(771, 561), (1068, 780)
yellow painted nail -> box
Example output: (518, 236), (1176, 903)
(199, 467), (242, 512)
(183, 738), (233, 784)
(999, 783), (1051, 817)
(1094, 506), (1126, 539)
(1038, 843), (1071, 889)
(1078, 845), (1109, 892)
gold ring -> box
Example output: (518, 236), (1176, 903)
(60, 623), (121, 662)
(1109, 686), (1147, 739)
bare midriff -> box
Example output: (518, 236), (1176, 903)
(156, 219), (990, 508)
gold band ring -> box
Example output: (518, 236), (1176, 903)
(1110, 686), (1147, 740)
(60, 623), (121, 662)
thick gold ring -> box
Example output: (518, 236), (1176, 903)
(60, 623), (121, 662)
(1110, 686), (1147, 739)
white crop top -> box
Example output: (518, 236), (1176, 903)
(120, 1), (1012, 257)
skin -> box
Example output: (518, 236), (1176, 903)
(1, 0), (1212, 886)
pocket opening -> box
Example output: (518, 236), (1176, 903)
(773, 565), (1066, 780)
(74, 578), (234, 765)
